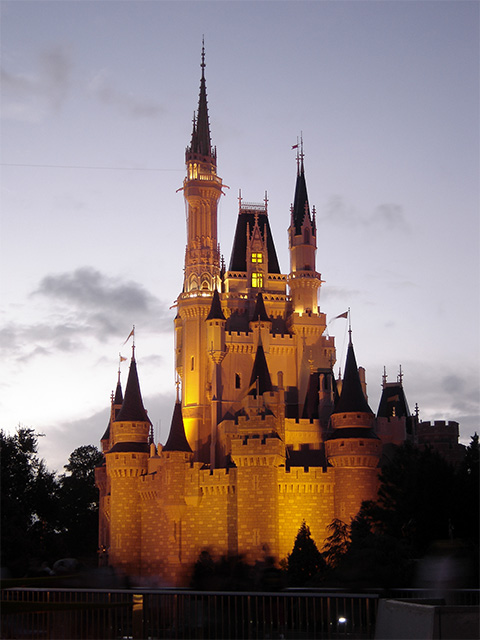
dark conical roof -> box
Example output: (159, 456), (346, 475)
(114, 379), (123, 406)
(292, 163), (311, 235)
(229, 210), (280, 273)
(377, 383), (410, 418)
(163, 402), (192, 452)
(251, 292), (270, 322)
(333, 342), (373, 415)
(115, 357), (151, 424)
(206, 289), (225, 321)
(187, 44), (213, 160)
(249, 343), (272, 396)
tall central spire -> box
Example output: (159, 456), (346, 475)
(186, 39), (215, 163)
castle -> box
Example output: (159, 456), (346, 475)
(95, 48), (462, 586)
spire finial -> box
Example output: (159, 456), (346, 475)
(397, 364), (403, 385)
(175, 375), (181, 403)
(201, 36), (206, 77)
(347, 307), (352, 345)
(382, 366), (388, 388)
(300, 131), (304, 173)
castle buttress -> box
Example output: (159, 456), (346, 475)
(95, 48), (463, 586)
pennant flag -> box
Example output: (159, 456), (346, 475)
(291, 144), (299, 149)
(332, 311), (349, 320)
(119, 355), (127, 362)
(123, 327), (135, 345)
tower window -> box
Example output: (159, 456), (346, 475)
(304, 228), (310, 243)
(251, 272), (263, 288)
(191, 356), (194, 370)
(251, 252), (263, 264)
(235, 373), (241, 389)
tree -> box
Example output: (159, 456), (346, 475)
(0, 428), (61, 576)
(322, 518), (350, 569)
(57, 445), (103, 561)
(286, 521), (326, 586)
(366, 442), (458, 556)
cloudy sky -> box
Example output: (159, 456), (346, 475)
(1, 0), (478, 472)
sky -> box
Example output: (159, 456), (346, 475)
(1, 0), (479, 473)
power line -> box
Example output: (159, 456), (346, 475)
(1, 162), (182, 172)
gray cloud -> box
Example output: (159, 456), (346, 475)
(88, 69), (164, 118)
(321, 196), (410, 234)
(34, 267), (172, 336)
(1, 45), (72, 121)
(1, 268), (173, 363)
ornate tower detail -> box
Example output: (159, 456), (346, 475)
(182, 43), (224, 295)
(246, 209), (268, 292)
(288, 140), (322, 316)
(325, 335), (381, 523)
(206, 289), (226, 467)
(176, 45), (224, 460)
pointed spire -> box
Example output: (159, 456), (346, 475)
(206, 288), (225, 320)
(248, 342), (272, 396)
(115, 354), (151, 424)
(291, 135), (311, 235)
(333, 340), (373, 415)
(163, 402), (192, 452)
(187, 38), (214, 161)
(251, 291), (270, 322)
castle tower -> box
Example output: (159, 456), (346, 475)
(104, 349), (150, 574)
(376, 366), (414, 445)
(205, 289), (226, 467)
(325, 333), (382, 522)
(96, 368), (123, 563)
(176, 43), (224, 460)
(287, 142), (333, 408)
(288, 143), (322, 316)
(230, 347), (285, 560)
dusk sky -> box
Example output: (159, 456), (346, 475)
(1, 0), (478, 472)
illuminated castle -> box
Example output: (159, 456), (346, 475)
(95, 49), (461, 586)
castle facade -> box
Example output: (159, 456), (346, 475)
(95, 49), (461, 586)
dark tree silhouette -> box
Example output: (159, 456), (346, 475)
(286, 521), (326, 586)
(57, 445), (103, 561)
(322, 518), (350, 568)
(0, 428), (61, 576)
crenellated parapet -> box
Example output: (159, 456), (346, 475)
(325, 438), (382, 468)
(231, 432), (285, 468)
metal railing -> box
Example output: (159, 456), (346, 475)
(1, 588), (379, 639)
(2, 588), (478, 639)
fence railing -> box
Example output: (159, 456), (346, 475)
(1, 588), (478, 640)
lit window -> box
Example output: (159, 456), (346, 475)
(251, 252), (263, 263)
(251, 272), (263, 288)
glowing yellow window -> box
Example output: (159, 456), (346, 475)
(251, 252), (263, 264)
(251, 272), (263, 288)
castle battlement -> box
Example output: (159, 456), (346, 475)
(417, 420), (459, 432)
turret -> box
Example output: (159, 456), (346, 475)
(176, 43), (225, 460)
(182, 40), (223, 295)
(105, 348), (150, 574)
(206, 289), (226, 364)
(325, 332), (381, 522)
(288, 140), (322, 316)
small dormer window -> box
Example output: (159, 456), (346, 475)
(252, 273), (263, 288)
(251, 252), (263, 264)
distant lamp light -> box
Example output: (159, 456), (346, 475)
(338, 617), (347, 624)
